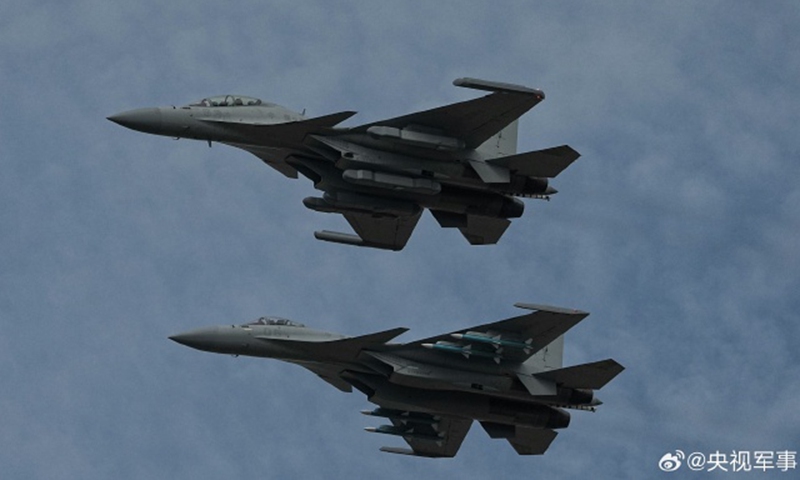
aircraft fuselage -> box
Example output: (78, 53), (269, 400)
(109, 79), (580, 249)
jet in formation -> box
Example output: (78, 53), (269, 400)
(169, 303), (623, 457)
(109, 78), (580, 250)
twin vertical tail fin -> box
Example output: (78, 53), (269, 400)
(525, 334), (565, 370)
(480, 120), (519, 157)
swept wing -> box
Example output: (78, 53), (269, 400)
(364, 408), (472, 458)
(396, 303), (589, 364)
(351, 78), (544, 149)
(343, 209), (422, 251)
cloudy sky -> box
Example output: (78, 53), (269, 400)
(2, 1), (798, 478)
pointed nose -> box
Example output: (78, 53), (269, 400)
(168, 326), (220, 351)
(107, 107), (162, 133)
(545, 186), (558, 195)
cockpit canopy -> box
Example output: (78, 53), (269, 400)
(243, 316), (305, 328)
(189, 95), (265, 107)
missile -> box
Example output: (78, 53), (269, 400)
(451, 332), (533, 354)
(303, 193), (420, 217)
(366, 126), (464, 151)
(314, 230), (366, 247)
(303, 196), (348, 214)
(378, 447), (422, 457)
(360, 409), (440, 425)
(364, 425), (443, 443)
(422, 342), (502, 363)
(342, 169), (441, 195)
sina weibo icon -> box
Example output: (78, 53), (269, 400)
(658, 450), (685, 472)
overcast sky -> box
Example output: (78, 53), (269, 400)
(2, 1), (799, 478)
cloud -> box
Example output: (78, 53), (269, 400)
(1, 1), (798, 479)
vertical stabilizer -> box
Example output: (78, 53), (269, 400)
(477, 120), (518, 158)
(524, 334), (564, 370)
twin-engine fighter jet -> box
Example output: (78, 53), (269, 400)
(169, 303), (623, 457)
(109, 78), (580, 250)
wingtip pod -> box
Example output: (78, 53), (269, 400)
(513, 302), (589, 316)
(453, 78), (544, 98)
(379, 446), (448, 458)
(314, 230), (404, 251)
(314, 230), (365, 246)
(365, 425), (444, 443)
(379, 447), (419, 456)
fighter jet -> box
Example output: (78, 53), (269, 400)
(169, 303), (622, 457)
(109, 78), (580, 250)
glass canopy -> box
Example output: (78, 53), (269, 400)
(190, 95), (263, 107)
(243, 316), (306, 327)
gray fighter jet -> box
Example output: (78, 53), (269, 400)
(169, 303), (622, 457)
(109, 78), (580, 250)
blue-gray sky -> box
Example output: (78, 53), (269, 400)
(2, 1), (798, 478)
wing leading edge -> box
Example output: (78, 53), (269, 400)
(344, 303), (619, 458)
(227, 111), (357, 178)
(314, 209), (423, 251)
(398, 304), (589, 365)
(307, 79), (558, 250)
(363, 408), (472, 458)
(352, 78), (544, 149)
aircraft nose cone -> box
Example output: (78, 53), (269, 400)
(107, 107), (162, 133)
(168, 326), (220, 351)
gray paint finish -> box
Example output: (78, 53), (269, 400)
(109, 79), (578, 250)
(169, 304), (622, 458)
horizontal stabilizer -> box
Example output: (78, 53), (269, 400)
(536, 359), (624, 390)
(488, 145), (580, 178)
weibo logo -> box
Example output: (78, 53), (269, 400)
(658, 450), (685, 472)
